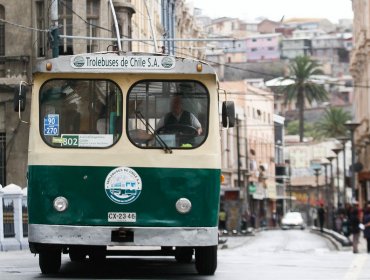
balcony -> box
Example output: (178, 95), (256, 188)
(0, 56), (30, 82)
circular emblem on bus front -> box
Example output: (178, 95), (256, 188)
(161, 57), (174, 68)
(73, 56), (85, 67)
(105, 167), (142, 204)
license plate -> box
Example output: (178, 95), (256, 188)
(108, 212), (136, 222)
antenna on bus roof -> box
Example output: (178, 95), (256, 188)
(108, 0), (122, 52)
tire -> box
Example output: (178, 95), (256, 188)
(69, 246), (87, 262)
(195, 245), (217, 275)
(39, 248), (61, 274)
(175, 247), (193, 263)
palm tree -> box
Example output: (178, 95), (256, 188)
(315, 107), (352, 139)
(282, 56), (329, 142)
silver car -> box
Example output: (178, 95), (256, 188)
(281, 212), (305, 230)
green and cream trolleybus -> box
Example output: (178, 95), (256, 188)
(17, 52), (235, 275)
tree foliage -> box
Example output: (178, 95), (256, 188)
(315, 107), (352, 139)
(286, 120), (318, 138)
(282, 56), (329, 142)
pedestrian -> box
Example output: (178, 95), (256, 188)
(241, 210), (248, 231)
(349, 205), (360, 253)
(318, 204), (325, 232)
(250, 212), (256, 229)
(363, 205), (370, 253)
(272, 211), (277, 228)
(335, 211), (343, 234)
(218, 207), (227, 231)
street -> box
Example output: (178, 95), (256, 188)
(0, 229), (370, 279)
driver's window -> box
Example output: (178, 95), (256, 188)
(127, 80), (209, 149)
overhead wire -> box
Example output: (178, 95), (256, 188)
(0, 6), (363, 90)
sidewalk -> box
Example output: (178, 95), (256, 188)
(311, 226), (370, 253)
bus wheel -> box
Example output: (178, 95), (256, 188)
(69, 246), (87, 262)
(175, 247), (193, 263)
(39, 248), (61, 274)
(195, 246), (217, 275)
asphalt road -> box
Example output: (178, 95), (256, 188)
(0, 229), (369, 279)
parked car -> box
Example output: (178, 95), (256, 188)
(281, 212), (305, 230)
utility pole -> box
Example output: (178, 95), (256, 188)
(50, 0), (59, 58)
(236, 115), (241, 188)
(244, 114), (250, 214)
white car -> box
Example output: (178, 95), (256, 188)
(281, 212), (305, 230)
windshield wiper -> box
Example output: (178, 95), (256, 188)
(135, 110), (172, 154)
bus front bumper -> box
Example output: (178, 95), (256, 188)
(28, 224), (218, 246)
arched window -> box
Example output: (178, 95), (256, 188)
(58, 0), (73, 55)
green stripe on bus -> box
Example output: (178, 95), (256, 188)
(28, 165), (221, 227)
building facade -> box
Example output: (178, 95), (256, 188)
(351, 0), (370, 207)
(281, 38), (312, 59)
(245, 33), (281, 62)
(219, 80), (275, 229)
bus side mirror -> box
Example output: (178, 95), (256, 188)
(222, 101), (235, 128)
(14, 83), (28, 112)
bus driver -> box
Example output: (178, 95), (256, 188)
(157, 95), (203, 135)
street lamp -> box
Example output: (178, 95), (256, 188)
(332, 147), (343, 208)
(321, 162), (330, 230)
(336, 136), (350, 205)
(344, 121), (361, 203)
(285, 159), (292, 211)
(321, 162), (330, 205)
(261, 175), (268, 228)
(326, 156), (336, 230)
(313, 166), (322, 205)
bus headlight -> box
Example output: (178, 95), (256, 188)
(53, 196), (68, 212)
(176, 198), (192, 214)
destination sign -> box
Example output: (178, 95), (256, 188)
(71, 55), (175, 70)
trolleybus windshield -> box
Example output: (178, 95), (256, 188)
(127, 80), (209, 149)
(39, 79), (122, 148)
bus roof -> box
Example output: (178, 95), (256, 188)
(34, 52), (217, 75)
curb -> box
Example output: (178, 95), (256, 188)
(310, 227), (352, 250)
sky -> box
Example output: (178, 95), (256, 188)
(190, 0), (353, 23)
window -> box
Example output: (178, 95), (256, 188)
(58, 0), (73, 55)
(40, 79), (122, 148)
(87, 0), (100, 53)
(127, 81), (209, 149)
(36, 1), (46, 57)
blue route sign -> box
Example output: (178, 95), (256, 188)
(43, 114), (59, 136)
